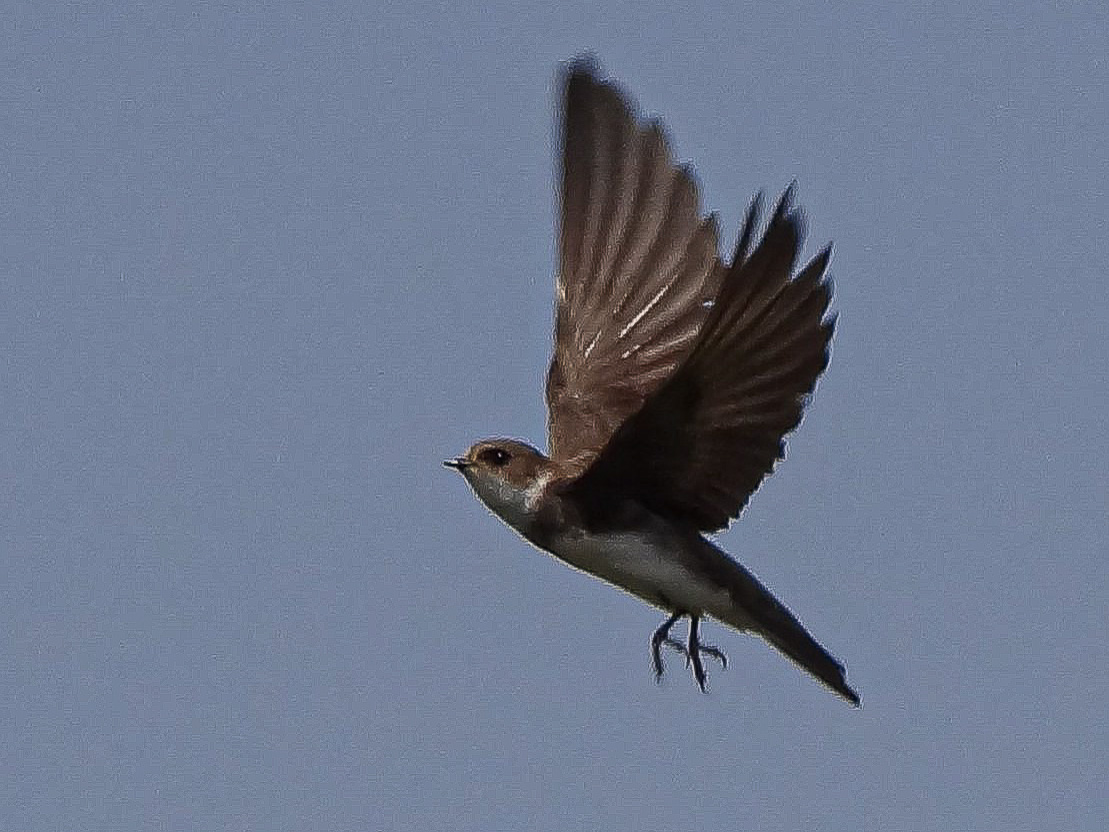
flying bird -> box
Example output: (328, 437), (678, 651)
(445, 62), (859, 705)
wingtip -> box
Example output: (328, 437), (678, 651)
(774, 182), (806, 242)
(773, 181), (797, 220)
(565, 53), (601, 82)
(813, 242), (833, 273)
(732, 191), (764, 264)
(562, 57), (638, 142)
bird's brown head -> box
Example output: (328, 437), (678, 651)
(444, 439), (551, 531)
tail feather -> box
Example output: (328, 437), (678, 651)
(759, 618), (860, 706)
(696, 537), (860, 705)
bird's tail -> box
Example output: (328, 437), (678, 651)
(756, 611), (860, 706)
(699, 539), (860, 705)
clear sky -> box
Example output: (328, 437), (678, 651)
(3, 1), (1107, 830)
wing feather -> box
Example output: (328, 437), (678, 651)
(547, 63), (724, 462)
(567, 191), (835, 531)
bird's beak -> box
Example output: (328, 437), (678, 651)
(443, 458), (470, 470)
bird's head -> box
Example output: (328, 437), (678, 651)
(444, 439), (551, 531)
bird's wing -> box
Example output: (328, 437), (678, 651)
(546, 62), (725, 463)
(565, 190), (835, 532)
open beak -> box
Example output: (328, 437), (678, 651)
(442, 458), (470, 470)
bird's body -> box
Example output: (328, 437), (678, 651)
(446, 61), (859, 705)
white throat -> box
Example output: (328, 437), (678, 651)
(468, 468), (551, 533)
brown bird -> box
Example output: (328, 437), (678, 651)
(445, 61), (858, 705)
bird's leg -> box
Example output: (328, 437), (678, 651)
(686, 615), (727, 692)
(665, 621), (727, 672)
(650, 611), (685, 681)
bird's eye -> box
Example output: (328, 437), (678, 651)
(478, 447), (511, 467)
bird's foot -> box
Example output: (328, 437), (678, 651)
(650, 613), (727, 691)
(650, 611), (684, 681)
(663, 638), (727, 668)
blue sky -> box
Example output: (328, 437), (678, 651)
(3, 1), (1107, 830)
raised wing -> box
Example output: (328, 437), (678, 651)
(546, 62), (725, 463)
(567, 191), (835, 532)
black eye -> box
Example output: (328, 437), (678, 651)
(478, 447), (511, 467)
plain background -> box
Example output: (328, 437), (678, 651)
(3, 1), (1107, 830)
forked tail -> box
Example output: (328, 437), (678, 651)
(699, 538), (860, 705)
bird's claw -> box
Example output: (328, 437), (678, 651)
(650, 613), (728, 691)
(661, 637), (726, 667)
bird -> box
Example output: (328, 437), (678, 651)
(444, 60), (859, 705)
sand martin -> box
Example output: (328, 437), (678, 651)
(446, 62), (859, 705)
